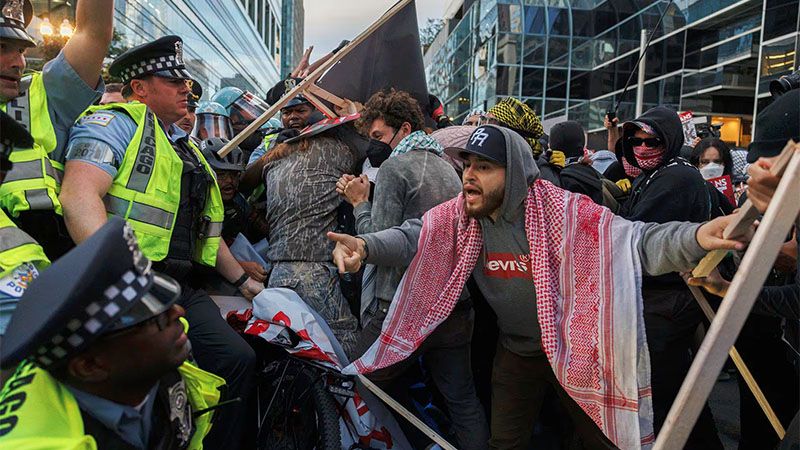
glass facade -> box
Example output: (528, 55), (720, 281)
(281, 0), (305, 78)
(426, 0), (799, 145)
(30, 0), (283, 99)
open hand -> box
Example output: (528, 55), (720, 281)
(327, 231), (366, 273)
(747, 156), (781, 214)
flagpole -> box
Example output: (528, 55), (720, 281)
(217, 0), (413, 158)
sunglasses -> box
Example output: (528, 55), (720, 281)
(627, 136), (663, 147)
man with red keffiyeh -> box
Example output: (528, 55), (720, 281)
(328, 125), (747, 450)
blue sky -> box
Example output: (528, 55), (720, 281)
(303, 0), (445, 56)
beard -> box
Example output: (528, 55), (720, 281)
(464, 184), (504, 219)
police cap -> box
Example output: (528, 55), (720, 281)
(0, 218), (182, 370)
(0, 0), (35, 47)
(109, 35), (193, 85)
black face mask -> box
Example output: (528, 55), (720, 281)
(366, 129), (398, 168)
(239, 131), (264, 152)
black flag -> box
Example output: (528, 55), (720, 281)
(316, 0), (430, 122)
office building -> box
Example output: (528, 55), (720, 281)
(425, 0), (799, 147)
(29, 0), (285, 98)
(281, 0), (305, 78)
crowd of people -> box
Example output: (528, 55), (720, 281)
(0, 0), (798, 449)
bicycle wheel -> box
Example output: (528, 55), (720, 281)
(256, 359), (341, 450)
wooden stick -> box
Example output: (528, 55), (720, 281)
(301, 89), (337, 119)
(655, 150), (800, 449)
(305, 83), (349, 110)
(693, 141), (799, 277)
(686, 284), (786, 438)
(357, 374), (458, 450)
(217, 0), (413, 158)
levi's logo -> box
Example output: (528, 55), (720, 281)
(484, 252), (531, 279)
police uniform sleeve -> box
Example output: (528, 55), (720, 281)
(0, 263), (41, 335)
(65, 111), (137, 178)
(247, 142), (267, 166)
(41, 52), (105, 161)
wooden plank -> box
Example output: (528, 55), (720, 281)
(305, 83), (349, 109)
(655, 150), (800, 449)
(358, 374), (458, 450)
(218, 0), (413, 158)
(686, 284), (786, 438)
(301, 89), (337, 118)
(692, 141), (799, 277)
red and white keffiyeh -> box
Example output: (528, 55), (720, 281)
(344, 179), (655, 449)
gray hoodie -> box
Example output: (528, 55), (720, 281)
(359, 127), (709, 353)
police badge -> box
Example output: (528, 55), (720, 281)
(174, 40), (184, 66)
(2, 0), (24, 23)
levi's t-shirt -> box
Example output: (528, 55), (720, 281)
(473, 211), (543, 356)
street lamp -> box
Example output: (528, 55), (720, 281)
(39, 17), (53, 37)
(59, 19), (73, 38)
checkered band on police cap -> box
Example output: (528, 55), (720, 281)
(118, 54), (188, 84)
(109, 35), (192, 85)
(33, 269), (154, 368)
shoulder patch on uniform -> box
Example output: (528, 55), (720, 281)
(80, 111), (116, 127)
(0, 262), (39, 298)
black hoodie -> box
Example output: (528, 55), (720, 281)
(620, 107), (714, 224)
(620, 107), (715, 287)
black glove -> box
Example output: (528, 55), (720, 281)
(275, 128), (301, 144)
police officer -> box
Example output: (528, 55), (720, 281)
(59, 36), (258, 448)
(0, 111), (49, 336)
(0, 218), (224, 449)
(176, 79), (202, 135)
(0, 0), (113, 259)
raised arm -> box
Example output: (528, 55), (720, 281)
(61, 0), (115, 89)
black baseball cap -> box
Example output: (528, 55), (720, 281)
(444, 125), (507, 166)
(747, 89), (800, 163)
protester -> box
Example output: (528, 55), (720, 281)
(486, 97), (545, 157)
(548, 120), (607, 206)
(329, 125), (747, 449)
(462, 108), (488, 126)
(260, 118), (365, 357)
(59, 36), (259, 448)
(99, 82), (125, 105)
(690, 137), (734, 179)
(431, 124), (477, 176)
(619, 106), (725, 448)
(337, 89), (489, 449)
(0, 218), (223, 449)
(0, 0), (113, 260)
(199, 137), (268, 283)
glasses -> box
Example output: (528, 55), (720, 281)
(101, 309), (172, 341)
(627, 136), (663, 147)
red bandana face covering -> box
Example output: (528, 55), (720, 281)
(633, 145), (665, 170)
(622, 157), (642, 178)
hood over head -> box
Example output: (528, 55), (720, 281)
(476, 125), (540, 222)
(621, 106), (684, 170)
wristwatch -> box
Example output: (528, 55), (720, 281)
(233, 273), (249, 288)
(360, 238), (369, 262)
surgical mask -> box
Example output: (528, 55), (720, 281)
(633, 145), (665, 170)
(699, 162), (724, 180)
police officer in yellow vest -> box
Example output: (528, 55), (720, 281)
(0, 217), (224, 449)
(0, 111), (48, 336)
(60, 36), (260, 448)
(0, 0), (113, 259)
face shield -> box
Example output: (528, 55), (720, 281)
(192, 113), (234, 141)
(228, 91), (270, 131)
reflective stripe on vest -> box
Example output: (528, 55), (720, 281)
(0, 361), (224, 450)
(81, 102), (224, 266)
(0, 73), (62, 216)
(0, 210), (48, 279)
